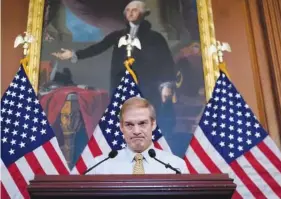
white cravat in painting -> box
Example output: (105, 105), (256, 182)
(129, 22), (139, 39)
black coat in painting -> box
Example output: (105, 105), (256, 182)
(76, 20), (176, 117)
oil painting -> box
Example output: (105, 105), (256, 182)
(26, 0), (217, 169)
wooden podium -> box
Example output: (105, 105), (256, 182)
(28, 174), (236, 199)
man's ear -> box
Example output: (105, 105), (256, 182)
(120, 121), (124, 132)
(152, 119), (157, 131)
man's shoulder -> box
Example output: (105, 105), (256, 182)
(154, 148), (188, 173)
(148, 30), (165, 39)
(96, 149), (126, 164)
(104, 29), (126, 41)
(155, 148), (184, 162)
(144, 30), (167, 45)
(116, 148), (128, 157)
(108, 148), (128, 162)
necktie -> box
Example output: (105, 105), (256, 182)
(133, 153), (145, 174)
(130, 26), (138, 39)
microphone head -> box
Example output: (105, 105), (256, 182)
(148, 149), (156, 158)
(108, 150), (118, 158)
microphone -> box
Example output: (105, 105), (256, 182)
(148, 149), (181, 174)
(83, 150), (118, 175)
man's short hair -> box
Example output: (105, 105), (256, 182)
(123, 1), (150, 17)
(119, 96), (156, 122)
(159, 81), (176, 93)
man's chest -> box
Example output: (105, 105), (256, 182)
(101, 160), (176, 174)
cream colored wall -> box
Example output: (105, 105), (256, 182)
(212, 0), (281, 148)
(1, 0), (29, 96)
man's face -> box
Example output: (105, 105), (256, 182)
(125, 5), (142, 23)
(120, 107), (156, 153)
(161, 86), (173, 103)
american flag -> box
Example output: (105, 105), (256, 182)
(184, 71), (281, 198)
(1, 66), (69, 199)
(71, 70), (171, 174)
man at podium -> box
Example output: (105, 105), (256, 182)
(86, 97), (188, 175)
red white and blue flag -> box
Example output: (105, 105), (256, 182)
(1, 65), (69, 199)
(184, 71), (281, 198)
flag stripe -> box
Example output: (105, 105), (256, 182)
(1, 183), (10, 199)
(75, 156), (87, 174)
(191, 128), (247, 198)
(231, 191), (243, 199)
(50, 138), (69, 170)
(258, 141), (281, 173)
(82, 146), (98, 171)
(186, 147), (245, 198)
(81, 146), (96, 166)
(15, 157), (35, 184)
(263, 137), (281, 159)
(186, 144), (246, 199)
(93, 126), (111, 155)
(190, 141), (254, 198)
(193, 128), (230, 171)
(43, 140), (69, 174)
(156, 137), (171, 152)
(88, 136), (103, 158)
(153, 141), (162, 150)
(83, 155), (105, 175)
(70, 166), (79, 175)
(7, 163), (29, 199)
(1, 160), (22, 199)
(251, 146), (281, 187)
(74, 127), (107, 174)
(190, 137), (221, 173)
(33, 146), (58, 175)
(231, 159), (266, 198)
(244, 151), (281, 198)
(185, 146), (209, 173)
(183, 156), (197, 174)
(238, 154), (278, 198)
(25, 152), (46, 175)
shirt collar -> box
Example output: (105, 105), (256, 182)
(129, 21), (140, 28)
(125, 144), (154, 163)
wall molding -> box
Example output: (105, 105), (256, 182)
(259, 0), (281, 127)
(244, 0), (281, 147)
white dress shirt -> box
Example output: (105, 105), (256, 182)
(86, 144), (189, 175)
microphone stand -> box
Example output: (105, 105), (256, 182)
(153, 157), (181, 174)
(83, 157), (110, 175)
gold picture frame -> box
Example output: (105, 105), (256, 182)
(25, 0), (219, 101)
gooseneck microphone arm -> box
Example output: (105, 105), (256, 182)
(153, 157), (181, 174)
(148, 149), (181, 174)
(83, 157), (109, 175)
(83, 150), (118, 175)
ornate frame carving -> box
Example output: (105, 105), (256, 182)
(25, 0), (218, 101)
